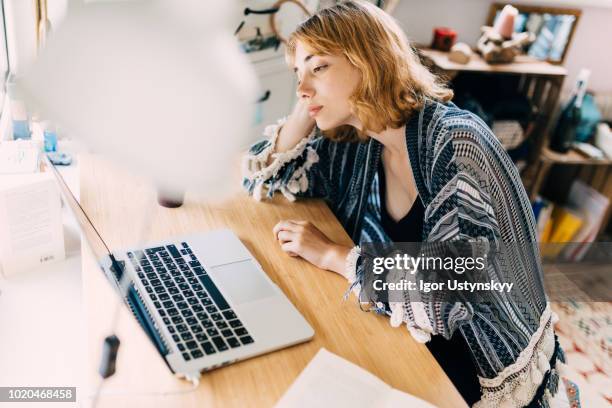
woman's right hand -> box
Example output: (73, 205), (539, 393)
(275, 98), (317, 153)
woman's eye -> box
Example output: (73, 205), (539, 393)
(313, 65), (328, 73)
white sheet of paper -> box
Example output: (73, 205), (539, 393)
(275, 348), (436, 408)
(381, 388), (438, 407)
(0, 172), (65, 276)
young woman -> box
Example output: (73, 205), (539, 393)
(243, 2), (574, 407)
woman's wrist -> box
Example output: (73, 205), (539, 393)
(276, 106), (315, 153)
(322, 244), (352, 276)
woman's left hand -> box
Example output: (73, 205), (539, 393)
(273, 220), (351, 275)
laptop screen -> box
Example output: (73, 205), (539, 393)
(45, 157), (170, 356)
(45, 158), (112, 262)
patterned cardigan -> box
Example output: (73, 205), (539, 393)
(242, 99), (566, 408)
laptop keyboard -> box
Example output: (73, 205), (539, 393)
(127, 242), (254, 361)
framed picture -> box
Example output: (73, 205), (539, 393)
(486, 3), (581, 64)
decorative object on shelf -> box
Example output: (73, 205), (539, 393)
(448, 42), (472, 64)
(594, 123), (612, 159)
(240, 27), (281, 53)
(486, 3), (581, 64)
(270, 0), (312, 44)
(46, 151), (72, 166)
(454, 85), (536, 152)
(574, 92), (602, 143)
(492, 120), (525, 150)
(477, 4), (536, 63)
(493, 4), (517, 39)
(476, 22), (535, 63)
(571, 142), (605, 160)
(550, 69), (590, 153)
(431, 27), (456, 52)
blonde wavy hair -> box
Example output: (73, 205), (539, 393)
(286, 0), (453, 141)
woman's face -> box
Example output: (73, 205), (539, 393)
(292, 40), (361, 130)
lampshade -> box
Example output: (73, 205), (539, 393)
(19, 0), (257, 196)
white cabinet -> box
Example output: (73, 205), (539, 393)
(248, 48), (296, 143)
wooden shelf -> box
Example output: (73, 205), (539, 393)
(419, 48), (567, 77)
(541, 147), (612, 165)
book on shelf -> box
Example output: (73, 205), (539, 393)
(561, 180), (610, 261)
(532, 197), (546, 226)
(540, 206), (584, 259)
(532, 196), (554, 243)
(533, 180), (609, 261)
(540, 217), (554, 243)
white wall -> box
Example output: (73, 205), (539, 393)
(392, 0), (612, 100)
(48, 0), (69, 28)
(4, 0), (37, 75)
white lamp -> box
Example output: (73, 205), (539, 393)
(16, 2), (259, 403)
(18, 0), (257, 204)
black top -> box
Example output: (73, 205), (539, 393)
(378, 160), (424, 243)
(377, 161), (482, 405)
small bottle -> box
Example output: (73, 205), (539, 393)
(10, 100), (31, 140)
(7, 80), (31, 140)
(550, 69), (590, 153)
(43, 122), (58, 152)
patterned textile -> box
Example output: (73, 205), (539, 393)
(243, 99), (565, 407)
(553, 302), (612, 405)
(562, 378), (581, 408)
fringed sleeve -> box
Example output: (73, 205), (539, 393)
(242, 117), (329, 201)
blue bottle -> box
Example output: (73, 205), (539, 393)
(44, 127), (57, 152)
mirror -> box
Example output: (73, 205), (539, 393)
(487, 3), (581, 64)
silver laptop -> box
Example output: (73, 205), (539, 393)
(48, 160), (314, 381)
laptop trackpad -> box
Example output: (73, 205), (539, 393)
(210, 261), (276, 305)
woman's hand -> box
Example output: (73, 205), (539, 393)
(265, 98), (316, 166)
(275, 98), (317, 153)
(273, 220), (351, 276)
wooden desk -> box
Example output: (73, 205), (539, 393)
(81, 155), (466, 408)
